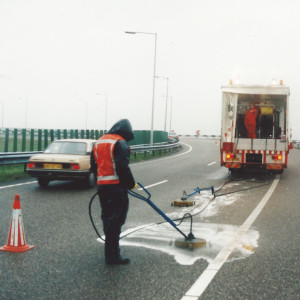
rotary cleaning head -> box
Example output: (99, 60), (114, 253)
(175, 237), (206, 250)
(171, 199), (195, 207)
(174, 233), (206, 250)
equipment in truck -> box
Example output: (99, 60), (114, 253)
(220, 82), (293, 173)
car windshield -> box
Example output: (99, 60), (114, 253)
(44, 142), (87, 155)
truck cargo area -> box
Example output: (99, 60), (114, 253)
(220, 84), (292, 173)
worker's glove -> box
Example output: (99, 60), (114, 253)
(133, 183), (138, 189)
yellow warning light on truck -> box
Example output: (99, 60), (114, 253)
(272, 155), (282, 160)
(226, 153), (235, 160)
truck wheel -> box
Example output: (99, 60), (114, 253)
(230, 168), (240, 177)
(38, 178), (49, 187)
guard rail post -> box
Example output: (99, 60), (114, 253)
(4, 129), (9, 152)
(30, 129), (34, 151)
(50, 129), (55, 142)
(22, 129), (26, 152)
(38, 129), (42, 151)
(13, 129), (18, 152)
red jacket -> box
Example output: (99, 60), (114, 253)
(244, 108), (258, 127)
(94, 134), (125, 185)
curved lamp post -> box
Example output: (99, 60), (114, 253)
(125, 31), (157, 145)
(96, 93), (108, 132)
(156, 76), (169, 132)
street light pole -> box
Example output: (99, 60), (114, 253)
(25, 99), (28, 129)
(155, 76), (169, 132)
(125, 31), (157, 145)
(80, 100), (88, 130)
(96, 93), (108, 132)
(0, 101), (4, 131)
(19, 98), (28, 129)
(169, 96), (173, 132)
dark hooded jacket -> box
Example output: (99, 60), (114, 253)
(103, 119), (135, 189)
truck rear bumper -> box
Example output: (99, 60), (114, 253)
(221, 149), (287, 170)
(223, 162), (284, 171)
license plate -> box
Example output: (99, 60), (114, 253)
(44, 164), (62, 169)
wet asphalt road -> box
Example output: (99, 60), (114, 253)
(0, 138), (299, 299)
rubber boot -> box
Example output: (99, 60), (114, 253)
(105, 232), (130, 265)
(105, 255), (130, 265)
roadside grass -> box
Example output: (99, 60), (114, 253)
(0, 164), (31, 182)
(0, 147), (181, 183)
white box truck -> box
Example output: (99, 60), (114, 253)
(220, 83), (293, 173)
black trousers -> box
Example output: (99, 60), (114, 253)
(97, 185), (129, 259)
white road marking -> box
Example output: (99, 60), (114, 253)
(182, 175), (280, 299)
(0, 181), (37, 190)
(138, 180), (168, 190)
(208, 162), (216, 166)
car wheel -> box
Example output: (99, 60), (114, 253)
(38, 178), (49, 187)
(84, 172), (96, 188)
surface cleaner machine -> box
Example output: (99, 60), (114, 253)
(89, 183), (206, 250)
(128, 183), (206, 249)
(172, 185), (215, 207)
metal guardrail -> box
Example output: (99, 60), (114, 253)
(0, 142), (181, 166)
(131, 142), (180, 152)
(0, 151), (43, 165)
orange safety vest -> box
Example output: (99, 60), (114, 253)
(94, 134), (125, 185)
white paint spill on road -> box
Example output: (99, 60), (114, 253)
(166, 190), (240, 221)
(96, 188), (257, 266)
(98, 222), (258, 266)
(96, 181), (260, 266)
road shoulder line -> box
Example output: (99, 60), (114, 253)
(182, 175), (280, 299)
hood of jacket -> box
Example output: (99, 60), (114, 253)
(107, 119), (134, 142)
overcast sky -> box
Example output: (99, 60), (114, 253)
(1, 0), (300, 138)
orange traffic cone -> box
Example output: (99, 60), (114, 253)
(0, 194), (34, 253)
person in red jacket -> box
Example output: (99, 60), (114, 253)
(244, 104), (258, 138)
(94, 119), (136, 265)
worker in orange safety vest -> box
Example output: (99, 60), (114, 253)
(94, 119), (136, 265)
(244, 104), (258, 138)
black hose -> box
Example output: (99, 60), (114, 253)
(89, 191), (105, 241)
(174, 213), (194, 237)
(89, 178), (271, 242)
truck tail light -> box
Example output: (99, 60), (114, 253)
(27, 163), (35, 168)
(225, 153), (235, 160)
(272, 155), (282, 161)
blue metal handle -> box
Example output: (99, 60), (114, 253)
(182, 186), (215, 200)
(128, 182), (189, 240)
